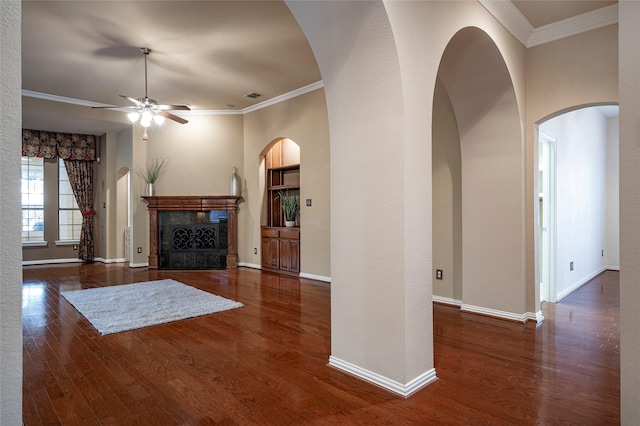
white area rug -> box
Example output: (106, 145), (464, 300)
(61, 279), (243, 335)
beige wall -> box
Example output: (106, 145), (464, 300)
(1, 1), (23, 423)
(432, 78), (462, 302)
(121, 115), (243, 265)
(287, 0), (531, 389)
(243, 89), (330, 278)
(525, 24), (618, 312)
(619, 1), (640, 423)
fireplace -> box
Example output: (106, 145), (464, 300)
(142, 196), (240, 269)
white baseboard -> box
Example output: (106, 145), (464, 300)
(94, 257), (127, 264)
(237, 263), (332, 283)
(524, 310), (545, 324)
(128, 262), (149, 268)
(557, 267), (606, 301)
(606, 265), (620, 271)
(432, 295), (462, 307)
(461, 303), (532, 323)
(436, 297), (542, 323)
(22, 258), (83, 266)
(299, 272), (331, 283)
(328, 356), (437, 398)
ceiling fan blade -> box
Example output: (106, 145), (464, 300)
(158, 110), (188, 124)
(91, 105), (138, 109)
(158, 104), (191, 111)
(119, 95), (144, 106)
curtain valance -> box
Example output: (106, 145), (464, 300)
(22, 129), (96, 161)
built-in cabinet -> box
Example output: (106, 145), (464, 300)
(266, 164), (300, 227)
(261, 227), (300, 275)
(262, 138), (300, 276)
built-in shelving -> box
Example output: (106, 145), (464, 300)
(262, 138), (300, 276)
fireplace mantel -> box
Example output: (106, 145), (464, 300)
(142, 196), (241, 269)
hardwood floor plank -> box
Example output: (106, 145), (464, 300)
(22, 264), (620, 425)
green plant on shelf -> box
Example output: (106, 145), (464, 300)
(278, 190), (299, 222)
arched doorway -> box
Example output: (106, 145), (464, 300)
(535, 105), (619, 304)
(433, 27), (526, 319)
(116, 167), (131, 262)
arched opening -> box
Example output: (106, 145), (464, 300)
(535, 104), (619, 304)
(260, 137), (301, 227)
(433, 27), (525, 318)
(116, 167), (131, 262)
(260, 137), (301, 275)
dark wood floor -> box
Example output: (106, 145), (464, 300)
(22, 264), (620, 425)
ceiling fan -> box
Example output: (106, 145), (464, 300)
(93, 47), (190, 136)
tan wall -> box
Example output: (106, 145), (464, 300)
(243, 89), (330, 278)
(1, 1), (23, 422)
(525, 24), (618, 312)
(432, 78), (462, 302)
(619, 1), (640, 422)
(124, 115), (243, 265)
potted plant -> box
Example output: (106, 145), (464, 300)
(279, 190), (299, 227)
(136, 155), (169, 196)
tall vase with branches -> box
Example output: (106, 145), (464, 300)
(137, 155), (169, 196)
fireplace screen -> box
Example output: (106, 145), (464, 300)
(170, 224), (218, 252)
(158, 210), (228, 269)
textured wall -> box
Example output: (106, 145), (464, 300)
(619, 1), (640, 423)
(0, 1), (23, 423)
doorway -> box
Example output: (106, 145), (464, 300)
(539, 132), (556, 303)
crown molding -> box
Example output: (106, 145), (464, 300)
(22, 80), (325, 117)
(241, 80), (324, 114)
(478, 0), (533, 46)
(479, 1), (619, 48)
(527, 3), (618, 48)
(21, 90), (109, 107)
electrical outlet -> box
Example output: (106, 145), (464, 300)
(436, 269), (443, 280)
(254, 248), (257, 255)
(602, 250), (604, 257)
(306, 199), (312, 207)
(570, 261), (574, 271)
(137, 247), (142, 253)
(72, 244), (78, 250)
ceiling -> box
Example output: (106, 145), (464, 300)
(512, 0), (617, 28)
(21, 1), (618, 135)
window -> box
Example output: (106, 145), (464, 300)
(58, 159), (82, 240)
(21, 156), (45, 242)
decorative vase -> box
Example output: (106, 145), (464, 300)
(285, 220), (295, 228)
(229, 166), (241, 196)
(145, 182), (155, 197)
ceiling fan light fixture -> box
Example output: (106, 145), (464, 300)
(127, 112), (140, 123)
(139, 110), (152, 128)
(92, 47), (190, 127)
(153, 114), (165, 126)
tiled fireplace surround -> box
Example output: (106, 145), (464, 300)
(142, 196), (240, 270)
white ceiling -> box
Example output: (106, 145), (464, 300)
(512, 0), (617, 27)
(21, 1), (618, 135)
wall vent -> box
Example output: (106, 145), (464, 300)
(244, 92), (262, 99)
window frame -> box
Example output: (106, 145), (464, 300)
(21, 156), (45, 243)
(57, 158), (82, 242)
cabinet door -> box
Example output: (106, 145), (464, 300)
(288, 239), (300, 273)
(279, 238), (291, 271)
(262, 237), (279, 270)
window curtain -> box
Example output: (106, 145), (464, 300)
(64, 160), (95, 262)
(22, 129), (96, 160)
(22, 129), (97, 262)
